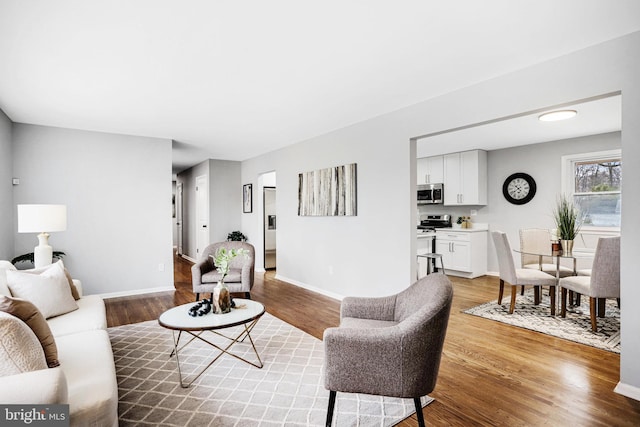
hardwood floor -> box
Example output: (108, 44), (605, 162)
(105, 254), (640, 426)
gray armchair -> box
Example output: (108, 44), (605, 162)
(323, 273), (453, 427)
(191, 241), (255, 300)
(559, 236), (620, 332)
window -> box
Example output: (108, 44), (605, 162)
(562, 150), (621, 229)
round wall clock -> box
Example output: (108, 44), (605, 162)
(502, 172), (536, 205)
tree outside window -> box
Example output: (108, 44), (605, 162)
(573, 158), (621, 228)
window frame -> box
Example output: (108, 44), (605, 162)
(561, 149), (621, 233)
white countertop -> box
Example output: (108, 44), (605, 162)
(436, 223), (489, 233)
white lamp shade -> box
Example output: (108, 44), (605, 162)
(17, 204), (67, 233)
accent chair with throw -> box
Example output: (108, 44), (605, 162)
(191, 241), (255, 300)
(559, 236), (620, 332)
(323, 273), (453, 427)
(492, 231), (558, 315)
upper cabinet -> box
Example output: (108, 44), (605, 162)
(417, 155), (444, 184)
(443, 150), (487, 205)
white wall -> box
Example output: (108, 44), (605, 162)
(11, 124), (174, 296)
(0, 109), (12, 259)
(240, 32), (640, 396)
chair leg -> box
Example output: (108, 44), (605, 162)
(414, 397), (425, 427)
(498, 279), (504, 305)
(590, 297), (598, 332)
(509, 285), (517, 314)
(617, 298), (621, 308)
(534, 286), (540, 305)
(326, 391), (336, 427)
(549, 286), (556, 316)
(597, 298), (606, 318)
(561, 288), (567, 317)
(245, 292), (251, 299)
(195, 293), (199, 302)
(576, 293), (581, 306)
(521, 285), (525, 295)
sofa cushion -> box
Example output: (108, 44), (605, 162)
(6, 262), (78, 319)
(0, 260), (17, 297)
(20, 260), (80, 300)
(0, 311), (48, 377)
(56, 330), (118, 426)
(0, 296), (59, 367)
(46, 295), (107, 337)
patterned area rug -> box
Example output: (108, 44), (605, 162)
(463, 288), (620, 353)
(108, 313), (433, 426)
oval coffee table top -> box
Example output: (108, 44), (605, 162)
(158, 298), (265, 331)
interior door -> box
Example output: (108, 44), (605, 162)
(176, 182), (184, 255)
(195, 174), (209, 259)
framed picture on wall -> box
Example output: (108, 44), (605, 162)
(243, 184), (253, 213)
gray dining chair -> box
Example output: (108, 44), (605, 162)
(323, 273), (453, 427)
(559, 236), (620, 332)
(519, 228), (574, 278)
(492, 231), (558, 315)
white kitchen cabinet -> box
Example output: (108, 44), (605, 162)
(436, 229), (487, 278)
(416, 155), (443, 184)
(443, 150), (487, 205)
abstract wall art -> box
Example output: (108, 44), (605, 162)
(298, 163), (357, 216)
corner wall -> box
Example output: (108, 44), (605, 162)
(11, 124), (174, 295)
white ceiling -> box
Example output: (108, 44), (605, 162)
(0, 1), (639, 174)
(416, 94), (622, 157)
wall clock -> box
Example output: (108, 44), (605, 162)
(502, 172), (536, 205)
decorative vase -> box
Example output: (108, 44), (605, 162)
(213, 281), (231, 314)
(560, 239), (574, 255)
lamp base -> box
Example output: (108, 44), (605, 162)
(34, 232), (53, 268)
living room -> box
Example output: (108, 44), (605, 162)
(1, 2), (640, 425)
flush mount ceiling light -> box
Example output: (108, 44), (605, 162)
(538, 109), (577, 122)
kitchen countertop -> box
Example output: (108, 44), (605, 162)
(436, 223), (488, 233)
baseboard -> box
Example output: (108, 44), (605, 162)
(614, 382), (640, 402)
(275, 274), (344, 301)
(180, 254), (197, 263)
(99, 286), (176, 300)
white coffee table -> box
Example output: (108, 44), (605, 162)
(158, 298), (265, 388)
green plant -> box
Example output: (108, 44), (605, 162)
(213, 247), (249, 280)
(553, 194), (582, 240)
(11, 251), (66, 266)
(227, 231), (248, 242)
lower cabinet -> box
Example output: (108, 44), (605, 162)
(435, 230), (487, 278)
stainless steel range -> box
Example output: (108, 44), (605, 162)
(417, 214), (451, 278)
(418, 214), (452, 232)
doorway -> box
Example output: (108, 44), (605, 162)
(195, 174), (209, 259)
(264, 186), (276, 269)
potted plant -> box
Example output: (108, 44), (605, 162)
(210, 247), (249, 314)
(552, 194), (581, 254)
(227, 231), (248, 242)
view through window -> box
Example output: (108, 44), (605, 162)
(570, 154), (621, 228)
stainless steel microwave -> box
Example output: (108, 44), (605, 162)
(417, 183), (443, 205)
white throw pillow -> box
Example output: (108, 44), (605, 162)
(0, 311), (48, 377)
(0, 260), (17, 297)
(6, 263), (78, 319)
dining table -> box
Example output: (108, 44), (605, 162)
(513, 247), (594, 314)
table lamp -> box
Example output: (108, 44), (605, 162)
(17, 204), (67, 268)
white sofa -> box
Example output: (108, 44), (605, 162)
(0, 261), (118, 427)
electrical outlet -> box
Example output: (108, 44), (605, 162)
(470, 209), (478, 216)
